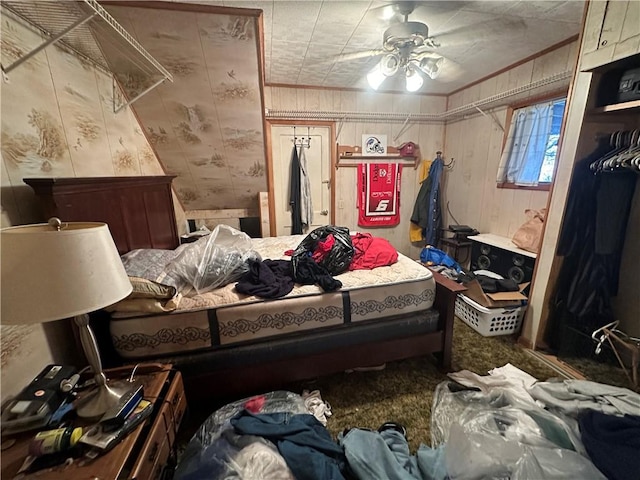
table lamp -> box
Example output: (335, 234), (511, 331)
(1, 218), (133, 418)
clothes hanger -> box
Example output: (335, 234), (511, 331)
(592, 130), (630, 173)
(610, 130), (640, 171)
(590, 130), (623, 172)
(603, 131), (630, 170)
(616, 130), (640, 170)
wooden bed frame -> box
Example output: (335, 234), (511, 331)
(26, 176), (464, 400)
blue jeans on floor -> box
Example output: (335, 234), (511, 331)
(339, 428), (448, 480)
(339, 428), (420, 480)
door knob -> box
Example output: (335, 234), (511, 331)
(320, 210), (328, 215)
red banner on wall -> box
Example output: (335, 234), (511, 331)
(357, 163), (402, 227)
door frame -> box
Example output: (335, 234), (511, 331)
(265, 119), (337, 236)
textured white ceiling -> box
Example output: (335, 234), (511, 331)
(192, 0), (584, 94)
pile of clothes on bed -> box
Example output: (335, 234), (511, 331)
(112, 225), (400, 313)
(173, 364), (640, 480)
(237, 226), (398, 299)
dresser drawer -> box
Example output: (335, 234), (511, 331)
(162, 371), (187, 446)
(130, 418), (170, 480)
(130, 372), (184, 479)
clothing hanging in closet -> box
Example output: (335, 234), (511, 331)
(546, 132), (638, 351)
(299, 146), (313, 229)
(289, 145), (303, 235)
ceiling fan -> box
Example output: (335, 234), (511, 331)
(338, 2), (446, 92)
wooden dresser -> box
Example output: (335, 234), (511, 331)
(1, 364), (187, 480)
(24, 176), (179, 255)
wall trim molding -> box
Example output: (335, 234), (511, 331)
(266, 71), (572, 124)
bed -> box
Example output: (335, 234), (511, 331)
(26, 175), (464, 401)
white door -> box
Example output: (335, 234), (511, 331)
(271, 125), (332, 236)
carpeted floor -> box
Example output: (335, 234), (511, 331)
(287, 318), (559, 451)
(178, 318), (561, 453)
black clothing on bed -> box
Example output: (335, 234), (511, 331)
(236, 259), (294, 298)
(293, 256), (342, 292)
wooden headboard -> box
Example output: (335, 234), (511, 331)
(24, 176), (179, 255)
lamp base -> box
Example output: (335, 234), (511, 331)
(76, 383), (128, 419)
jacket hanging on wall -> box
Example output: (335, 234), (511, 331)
(299, 146), (313, 228)
(411, 156), (444, 246)
(409, 158), (433, 242)
(357, 163), (402, 227)
(289, 145), (303, 234)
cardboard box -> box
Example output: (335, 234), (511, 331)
(463, 279), (529, 309)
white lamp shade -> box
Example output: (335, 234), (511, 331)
(1, 221), (132, 325)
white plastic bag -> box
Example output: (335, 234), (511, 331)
(432, 381), (605, 480)
(164, 224), (260, 294)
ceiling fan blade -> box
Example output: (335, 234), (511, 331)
(433, 17), (527, 47)
(332, 49), (386, 63)
(367, 2), (416, 24)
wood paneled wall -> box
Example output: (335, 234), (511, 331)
(265, 87), (446, 258)
(442, 41), (579, 238)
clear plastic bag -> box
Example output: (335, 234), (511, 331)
(175, 391), (307, 480)
(164, 224), (261, 294)
(431, 381), (605, 479)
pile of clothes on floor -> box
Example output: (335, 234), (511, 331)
(174, 365), (640, 479)
(432, 364), (640, 480)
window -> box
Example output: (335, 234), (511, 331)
(497, 98), (566, 188)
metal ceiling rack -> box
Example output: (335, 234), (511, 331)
(1, 0), (173, 113)
(266, 71), (573, 125)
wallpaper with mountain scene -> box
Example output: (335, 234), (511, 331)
(106, 4), (267, 211)
(0, 13), (170, 226)
(0, 12), (181, 401)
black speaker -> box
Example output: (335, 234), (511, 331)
(470, 241), (536, 283)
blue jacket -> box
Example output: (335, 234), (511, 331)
(231, 411), (346, 480)
(410, 157), (444, 246)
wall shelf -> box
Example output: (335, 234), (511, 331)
(591, 99), (640, 114)
(1, 0), (173, 113)
(336, 145), (419, 169)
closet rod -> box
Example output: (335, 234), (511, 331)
(266, 71), (572, 124)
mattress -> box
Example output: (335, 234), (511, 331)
(110, 235), (435, 359)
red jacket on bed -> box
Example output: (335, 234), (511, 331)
(349, 233), (398, 270)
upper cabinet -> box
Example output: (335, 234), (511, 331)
(581, 0), (640, 71)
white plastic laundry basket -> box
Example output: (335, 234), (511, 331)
(455, 294), (526, 337)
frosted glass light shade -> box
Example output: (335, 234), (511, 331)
(405, 69), (424, 92)
(418, 56), (444, 79)
(367, 63), (387, 90)
(1, 221), (132, 325)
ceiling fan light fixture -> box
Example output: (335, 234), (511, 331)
(405, 66), (423, 92)
(380, 53), (400, 77)
(367, 63), (387, 90)
(383, 22), (430, 50)
(418, 56), (444, 79)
